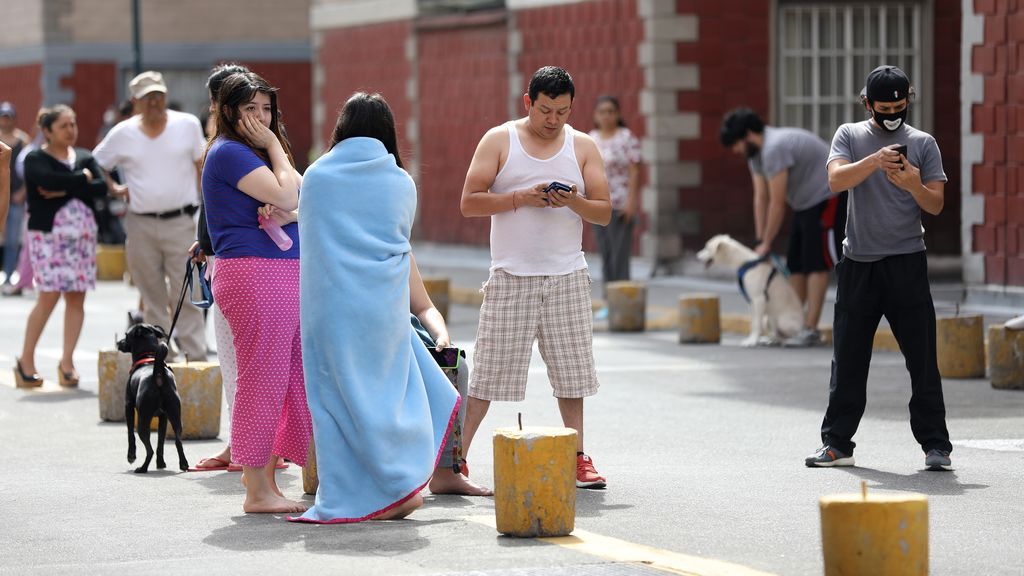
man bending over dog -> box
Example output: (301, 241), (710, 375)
(460, 66), (611, 488)
(719, 108), (846, 348)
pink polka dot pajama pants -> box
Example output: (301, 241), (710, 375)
(212, 257), (311, 468)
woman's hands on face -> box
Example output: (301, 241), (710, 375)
(237, 114), (276, 150)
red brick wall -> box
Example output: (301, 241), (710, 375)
(416, 17), (507, 244)
(516, 0), (646, 252)
(240, 61), (313, 168)
(0, 64), (43, 137)
(971, 0), (1023, 284)
(677, 0), (770, 249)
(60, 62), (117, 147)
(318, 22), (414, 163)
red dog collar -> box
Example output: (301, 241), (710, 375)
(131, 357), (156, 371)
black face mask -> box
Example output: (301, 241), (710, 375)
(871, 106), (908, 132)
(744, 141), (760, 159)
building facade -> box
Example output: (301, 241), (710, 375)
(4, 0), (1021, 304)
(0, 0), (313, 163)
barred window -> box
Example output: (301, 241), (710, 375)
(418, 0), (504, 15)
(777, 3), (928, 142)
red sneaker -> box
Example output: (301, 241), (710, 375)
(576, 454), (607, 489)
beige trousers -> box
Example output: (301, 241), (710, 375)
(124, 211), (207, 360)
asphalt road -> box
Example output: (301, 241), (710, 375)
(1, 246), (1022, 576)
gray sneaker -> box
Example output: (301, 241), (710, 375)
(925, 449), (953, 471)
(805, 445), (855, 467)
(784, 328), (822, 348)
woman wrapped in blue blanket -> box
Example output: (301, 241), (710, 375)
(292, 93), (462, 523)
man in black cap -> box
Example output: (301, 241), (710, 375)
(805, 65), (953, 471)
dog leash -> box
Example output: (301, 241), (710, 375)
(736, 254), (789, 303)
(167, 258), (213, 345)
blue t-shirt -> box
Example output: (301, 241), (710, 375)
(202, 138), (299, 259)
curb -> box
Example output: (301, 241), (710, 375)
(450, 286), (902, 353)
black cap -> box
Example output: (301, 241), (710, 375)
(864, 65), (910, 102)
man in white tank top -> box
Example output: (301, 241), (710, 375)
(460, 66), (612, 489)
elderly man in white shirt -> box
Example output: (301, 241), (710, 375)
(94, 71), (207, 360)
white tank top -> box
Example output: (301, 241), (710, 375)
(488, 121), (587, 276)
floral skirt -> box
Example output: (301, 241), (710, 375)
(27, 199), (97, 293)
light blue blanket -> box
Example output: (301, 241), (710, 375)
(292, 137), (459, 523)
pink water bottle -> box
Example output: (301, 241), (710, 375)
(258, 214), (293, 251)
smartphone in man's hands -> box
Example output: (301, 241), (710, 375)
(893, 144), (908, 170)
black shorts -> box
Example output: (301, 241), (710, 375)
(787, 191), (847, 274)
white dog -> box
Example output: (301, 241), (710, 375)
(696, 234), (804, 347)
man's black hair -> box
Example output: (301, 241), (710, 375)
(719, 107), (765, 147)
(528, 66), (575, 102)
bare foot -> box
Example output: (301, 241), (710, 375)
(240, 470), (284, 498)
(243, 494), (309, 514)
(372, 493), (423, 520)
(428, 469), (493, 496)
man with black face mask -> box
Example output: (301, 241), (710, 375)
(719, 108), (846, 347)
(805, 65), (953, 472)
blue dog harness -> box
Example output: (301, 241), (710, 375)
(737, 254), (789, 303)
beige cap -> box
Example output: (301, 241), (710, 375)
(129, 71), (167, 99)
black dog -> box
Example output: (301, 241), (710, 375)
(117, 323), (189, 473)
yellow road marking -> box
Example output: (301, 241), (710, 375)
(465, 515), (778, 576)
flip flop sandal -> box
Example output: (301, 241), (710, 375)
(187, 456), (231, 472)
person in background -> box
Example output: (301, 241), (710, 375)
(4, 128), (44, 297)
(191, 63), (268, 473)
(93, 71), (208, 361)
(589, 95), (640, 318)
(15, 105), (108, 388)
(719, 108), (846, 347)
(1, 102), (31, 292)
(202, 71), (309, 513)
(0, 140), (10, 233)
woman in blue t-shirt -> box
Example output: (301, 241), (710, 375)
(201, 71), (310, 514)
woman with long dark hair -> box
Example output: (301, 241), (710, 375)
(16, 105), (108, 387)
(201, 71), (310, 513)
(291, 93), (459, 523)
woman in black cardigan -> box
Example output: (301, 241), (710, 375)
(14, 105), (108, 388)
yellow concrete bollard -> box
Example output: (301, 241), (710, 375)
(303, 438), (319, 495)
(95, 244), (127, 281)
(97, 349), (133, 421)
(422, 277), (450, 320)
(165, 362), (222, 439)
(936, 315), (985, 378)
(987, 326), (1024, 390)
(820, 486), (928, 576)
(678, 294), (720, 344)
(606, 281), (646, 332)
(493, 426), (576, 537)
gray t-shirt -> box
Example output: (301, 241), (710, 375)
(828, 120), (946, 261)
(748, 126), (832, 211)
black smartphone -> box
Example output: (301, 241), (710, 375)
(428, 347), (461, 370)
(894, 144), (908, 170)
(543, 181), (573, 194)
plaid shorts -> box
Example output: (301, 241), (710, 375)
(469, 268), (600, 402)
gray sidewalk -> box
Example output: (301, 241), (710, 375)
(1, 243), (1022, 575)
